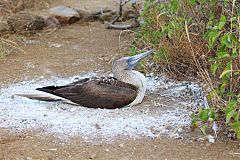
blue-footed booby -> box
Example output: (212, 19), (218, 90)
(16, 50), (154, 109)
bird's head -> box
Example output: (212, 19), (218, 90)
(113, 50), (154, 71)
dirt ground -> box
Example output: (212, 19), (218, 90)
(0, 0), (240, 160)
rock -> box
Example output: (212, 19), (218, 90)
(49, 5), (80, 25)
(7, 12), (44, 34)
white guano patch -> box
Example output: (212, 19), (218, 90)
(0, 74), (205, 143)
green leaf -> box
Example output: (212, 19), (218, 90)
(199, 109), (209, 122)
(223, 0), (229, 6)
(220, 33), (238, 49)
(220, 33), (232, 48)
(230, 16), (237, 22)
(200, 0), (207, 4)
(219, 70), (232, 79)
(235, 113), (239, 122)
(227, 91), (236, 97)
(170, 0), (180, 12)
(231, 122), (240, 130)
(209, 109), (217, 120)
(228, 99), (238, 109)
(231, 122), (240, 139)
(219, 83), (226, 93)
(232, 48), (238, 58)
(217, 51), (230, 59)
(200, 125), (207, 135)
(218, 15), (227, 30)
(188, 0), (197, 5)
(130, 46), (137, 55)
(226, 109), (235, 123)
(220, 62), (232, 79)
(208, 31), (220, 48)
(211, 63), (220, 75)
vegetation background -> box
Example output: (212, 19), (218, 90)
(132, 0), (240, 139)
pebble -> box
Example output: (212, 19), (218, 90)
(206, 135), (215, 143)
(118, 143), (124, 147)
(49, 148), (57, 151)
(48, 43), (63, 48)
(95, 123), (101, 129)
(177, 128), (183, 133)
(89, 153), (97, 159)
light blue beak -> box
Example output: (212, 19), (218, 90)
(127, 50), (154, 69)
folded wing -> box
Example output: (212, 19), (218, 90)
(36, 77), (138, 109)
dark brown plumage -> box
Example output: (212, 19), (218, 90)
(36, 77), (138, 109)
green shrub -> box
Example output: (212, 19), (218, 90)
(133, 0), (240, 139)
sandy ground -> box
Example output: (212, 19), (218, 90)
(0, 0), (240, 160)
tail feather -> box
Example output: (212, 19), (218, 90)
(36, 86), (63, 94)
(13, 93), (79, 105)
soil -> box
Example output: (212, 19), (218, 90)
(0, 0), (240, 160)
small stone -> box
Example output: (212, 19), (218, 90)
(118, 143), (124, 147)
(70, 107), (77, 112)
(177, 128), (183, 133)
(49, 5), (80, 25)
(175, 135), (182, 139)
(206, 135), (215, 143)
(105, 148), (109, 152)
(89, 153), (97, 159)
(95, 123), (101, 129)
(48, 43), (63, 48)
(49, 148), (57, 151)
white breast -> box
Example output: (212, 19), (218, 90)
(128, 71), (147, 106)
(115, 70), (147, 106)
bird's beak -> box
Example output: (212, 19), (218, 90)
(127, 50), (154, 69)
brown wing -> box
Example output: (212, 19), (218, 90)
(36, 77), (138, 109)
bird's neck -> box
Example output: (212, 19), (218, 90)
(113, 69), (147, 106)
(113, 69), (146, 92)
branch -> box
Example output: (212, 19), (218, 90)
(106, 20), (139, 30)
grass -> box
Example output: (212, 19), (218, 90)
(0, 38), (25, 59)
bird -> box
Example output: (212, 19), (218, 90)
(15, 50), (154, 109)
